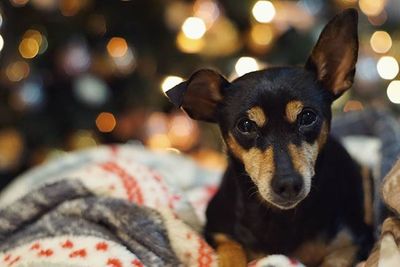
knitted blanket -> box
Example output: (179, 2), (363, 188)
(0, 144), (303, 267)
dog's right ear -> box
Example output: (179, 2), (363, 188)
(166, 69), (230, 122)
(305, 9), (358, 99)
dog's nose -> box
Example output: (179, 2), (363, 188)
(271, 174), (303, 199)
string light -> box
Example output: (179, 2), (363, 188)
(370, 31), (392, 54)
(181, 17), (207, 40)
(252, 1), (276, 23)
(387, 80), (400, 104)
(161, 76), (183, 93)
(377, 56), (399, 80)
(235, 57), (260, 76)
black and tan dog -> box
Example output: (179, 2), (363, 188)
(167, 9), (374, 267)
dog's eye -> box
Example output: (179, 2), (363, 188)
(299, 109), (317, 127)
(237, 118), (257, 134)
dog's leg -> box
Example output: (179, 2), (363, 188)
(319, 229), (358, 267)
(214, 233), (247, 267)
(320, 245), (358, 267)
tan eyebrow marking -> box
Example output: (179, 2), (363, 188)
(285, 100), (304, 123)
(247, 106), (267, 127)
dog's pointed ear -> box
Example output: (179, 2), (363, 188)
(165, 69), (229, 122)
(305, 9), (358, 99)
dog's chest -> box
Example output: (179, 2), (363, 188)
(234, 194), (343, 264)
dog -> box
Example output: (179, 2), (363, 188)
(166, 9), (374, 267)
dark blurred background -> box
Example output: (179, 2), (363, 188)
(0, 0), (399, 189)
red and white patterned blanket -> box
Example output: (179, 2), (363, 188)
(0, 144), (304, 267)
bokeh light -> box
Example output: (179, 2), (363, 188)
(61, 40), (91, 75)
(24, 30), (43, 47)
(111, 46), (137, 74)
(176, 31), (205, 53)
(17, 80), (45, 110)
(368, 10), (387, 26)
(235, 57), (260, 76)
(343, 100), (364, 112)
(194, 0), (220, 27)
(107, 37), (128, 58)
(74, 75), (109, 107)
(19, 38), (39, 59)
(377, 56), (399, 80)
(370, 31), (392, 54)
(96, 112), (117, 133)
(6, 61), (30, 82)
(0, 129), (24, 171)
(250, 24), (274, 46)
(59, 0), (86, 16)
(161, 76), (183, 93)
(147, 134), (171, 149)
(359, 0), (386, 17)
(0, 35), (4, 52)
(252, 0), (276, 23)
(10, 0), (29, 7)
(356, 57), (379, 82)
(181, 17), (207, 40)
(167, 113), (199, 150)
(68, 130), (98, 150)
(0, 11), (3, 28)
(387, 80), (400, 104)
(31, 0), (58, 11)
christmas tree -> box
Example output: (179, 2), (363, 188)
(0, 0), (398, 189)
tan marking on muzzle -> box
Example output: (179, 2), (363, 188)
(288, 142), (318, 194)
(227, 134), (274, 200)
(247, 106), (267, 127)
(285, 100), (304, 123)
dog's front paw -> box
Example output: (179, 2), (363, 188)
(214, 234), (247, 267)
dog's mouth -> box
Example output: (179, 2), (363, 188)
(257, 188), (309, 210)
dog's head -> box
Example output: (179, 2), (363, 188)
(166, 9), (358, 209)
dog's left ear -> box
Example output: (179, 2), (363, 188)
(305, 9), (358, 99)
(165, 69), (230, 122)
